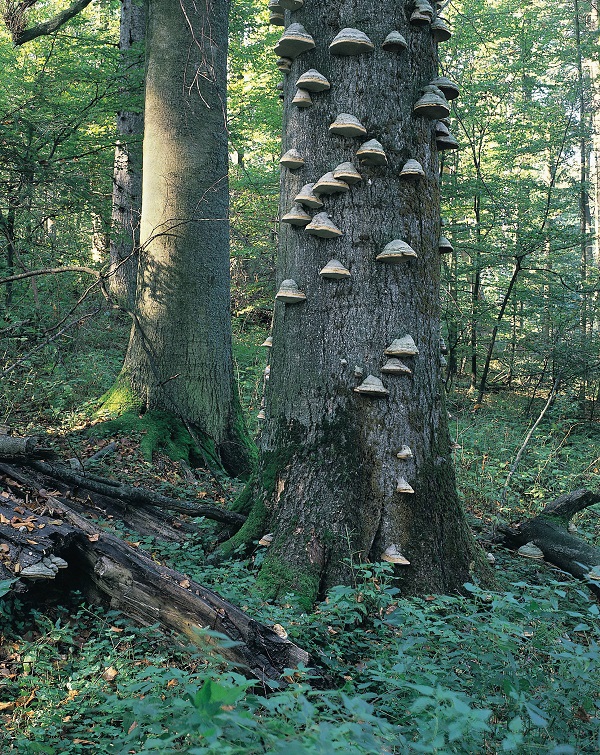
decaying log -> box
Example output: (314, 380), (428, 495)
(0, 435), (56, 460)
(2, 459), (246, 527)
(497, 489), (600, 596)
(0, 493), (312, 685)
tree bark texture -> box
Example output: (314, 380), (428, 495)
(109, 0), (146, 309)
(247, 5), (477, 600)
(122, 0), (250, 476)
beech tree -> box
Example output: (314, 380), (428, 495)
(5, 0), (253, 477)
(226, 3), (481, 601)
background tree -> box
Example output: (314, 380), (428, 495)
(108, 0), (145, 309)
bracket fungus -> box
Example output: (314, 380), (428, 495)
(381, 545), (411, 565)
(319, 259), (351, 279)
(381, 358), (412, 376)
(333, 162), (362, 185)
(356, 139), (387, 166)
(274, 24), (316, 59)
(294, 183), (324, 209)
(261, 335), (273, 347)
(305, 212), (343, 238)
(440, 354), (448, 367)
(382, 31), (408, 52)
(517, 542), (544, 560)
(400, 158), (425, 179)
(376, 239), (418, 263)
(396, 477), (415, 494)
(269, 11), (285, 25)
(430, 76), (460, 100)
(296, 69), (330, 92)
(279, 0), (303, 9)
(329, 28), (374, 55)
(313, 172), (350, 195)
(279, 148), (305, 169)
(431, 17), (452, 42)
(354, 375), (389, 397)
(396, 445), (414, 460)
(329, 113), (368, 137)
(259, 532), (274, 546)
(257, 408), (266, 420)
(437, 132), (460, 151)
(281, 203), (312, 226)
(435, 120), (450, 137)
(275, 279), (307, 303)
(385, 335), (419, 356)
(276, 57), (293, 72)
(410, 1), (434, 25)
(292, 88), (313, 108)
(440, 336), (448, 354)
(413, 85), (450, 119)
(438, 235), (454, 254)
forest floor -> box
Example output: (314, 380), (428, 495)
(1, 313), (600, 753)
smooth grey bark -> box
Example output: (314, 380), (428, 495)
(241, 4), (479, 600)
(121, 0), (251, 476)
(109, 0), (146, 309)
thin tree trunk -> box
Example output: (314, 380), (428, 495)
(476, 257), (522, 406)
(108, 0), (145, 309)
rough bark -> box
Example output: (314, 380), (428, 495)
(119, 0), (252, 477)
(0, 492), (311, 685)
(231, 6), (480, 602)
(108, 0), (146, 309)
(497, 489), (600, 597)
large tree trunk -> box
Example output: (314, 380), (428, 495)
(228, 6), (481, 603)
(108, 0), (146, 309)
(117, 0), (252, 477)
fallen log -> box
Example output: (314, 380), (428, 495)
(0, 491), (312, 685)
(0, 458), (246, 527)
(497, 489), (600, 597)
(0, 434), (56, 460)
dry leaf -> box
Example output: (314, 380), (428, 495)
(0, 701), (15, 711)
(26, 540), (37, 546)
(0, 514), (9, 524)
(109, 626), (124, 633)
(87, 534), (100, 542)
(128, 722), (138, 735)
(102, 667), (118, 682)
(179, 579), (190, 588)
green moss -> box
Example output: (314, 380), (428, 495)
(215, 496), (269, 560)
(255, 554), (320, 611)
(96, 372), (144, 416)
(88, 409), (204, 464)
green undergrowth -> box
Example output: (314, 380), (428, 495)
(2, 557), (600, 754)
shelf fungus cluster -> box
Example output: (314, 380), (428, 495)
(269, 6), (460, 509)
(381, 545), (410, 565)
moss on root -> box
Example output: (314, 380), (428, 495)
(96, 372), (144, 416)
(89, 409), (207, 465)
(255, 555), (321, 611)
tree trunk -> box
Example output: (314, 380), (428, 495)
(228, 7), (481, 603)
(108, 0), (146, 309)
(117, 0), (252, 477)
